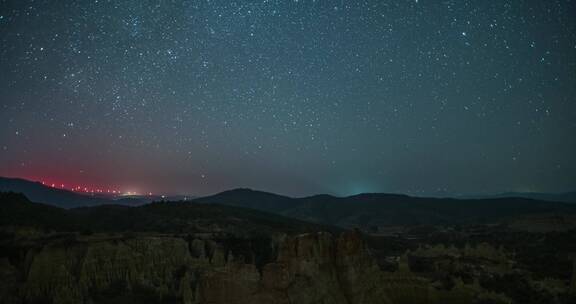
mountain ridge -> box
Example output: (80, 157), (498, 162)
(0, 176), (114, 208)
(0, 176), (189, 208)
(195, 188), (576, 228)
(3, 176), (576, 228)
(0, 191), (337, 236)
(463, 191), (576, 203)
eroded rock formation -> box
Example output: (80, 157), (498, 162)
(1, 231), (400, 304)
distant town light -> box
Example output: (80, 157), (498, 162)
(37, 178), (149, 198)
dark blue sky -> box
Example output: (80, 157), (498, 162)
(1, 0), (575, 196)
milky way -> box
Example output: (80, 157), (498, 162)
(1, 0), (575, 196)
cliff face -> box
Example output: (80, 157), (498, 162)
(1, 231), (395, 304)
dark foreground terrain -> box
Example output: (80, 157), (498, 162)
(1, 192), (575, 304)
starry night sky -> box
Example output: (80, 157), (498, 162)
(1, 0), (575, 196)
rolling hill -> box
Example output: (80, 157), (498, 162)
(3, 177), (576, 229)
(0, 177), (181, 208)
(466, 191), (576, 204)
(0, 192), (334, 236)
(0, 177), (114, 208)
(195, 189), (576, 228)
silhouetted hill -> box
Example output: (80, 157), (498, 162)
(0, 177), (115, 208)
(4, 176), (575, 229)
(0, 192), (76, 230)
(0, 177), (158, 208)
(0, 192), (334, 236)
(195, 188), (299, 213)
(74, 202), (332, 236)
(114, 195), (197, 205)
(467, 191), (576, 204)
(195, 190), (576, 228)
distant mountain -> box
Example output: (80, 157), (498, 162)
(465, 191), (576, 204)
(0, 177), (169, 208)
(4, 176), (575, 228)
(0, 192), (335, 236)
(0, 177), (116, 208)
(195, 189), (576, 228)
(195, 188), (298, 213)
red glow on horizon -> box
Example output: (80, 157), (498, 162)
(37, 178), (154, 197)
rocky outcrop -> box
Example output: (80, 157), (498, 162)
(0, 231), (398, 304)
